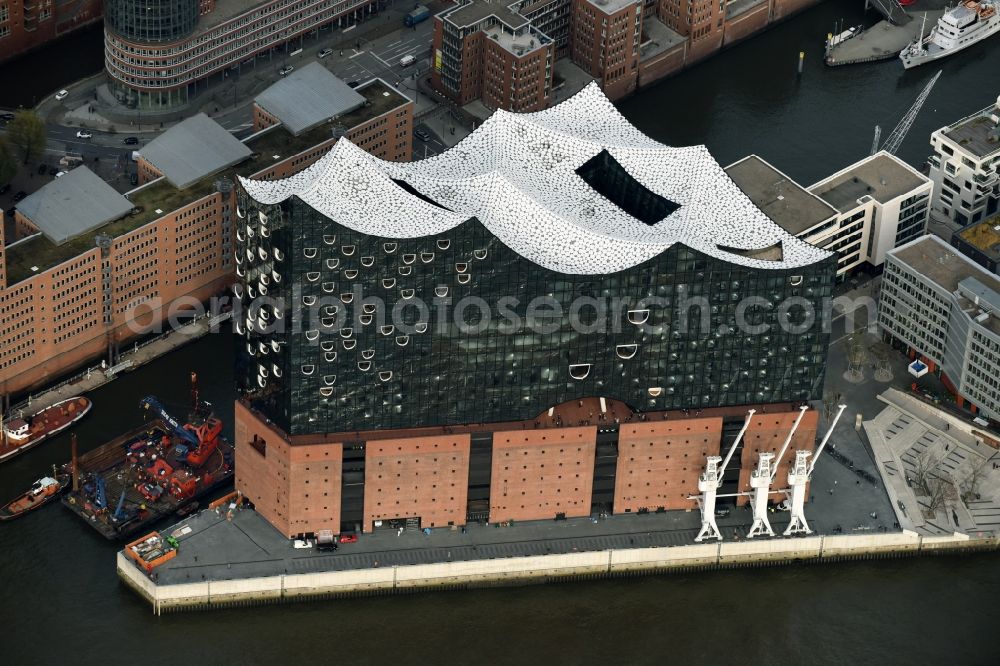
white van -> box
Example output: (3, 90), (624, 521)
(399, 55), (416, 68)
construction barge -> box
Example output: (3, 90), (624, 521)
(62, 388), (234, 540)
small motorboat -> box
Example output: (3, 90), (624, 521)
(0, 475), (69, 520)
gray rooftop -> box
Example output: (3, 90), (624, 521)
(140, 113), (252, 189)
(16, 167), (133, 245)
(443, 0), (528, 29)
(809, 152), (929, 213)
(639, 16), (685, 61)
(254, 62), (367, 136)
(958, 276), (1000, 313)
(891, 235), (1000, 296)
(943, 106), (1000, 159)
(725, 155), (837, 236)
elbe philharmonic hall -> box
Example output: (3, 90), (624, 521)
(234, 84), (834, 537)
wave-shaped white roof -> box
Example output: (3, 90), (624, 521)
(240, 82), (830, 274)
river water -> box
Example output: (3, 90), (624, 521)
(3, 3), (1000, 663)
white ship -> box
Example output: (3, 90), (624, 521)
(900, 1), (1000, 69)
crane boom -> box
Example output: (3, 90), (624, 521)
(140, 395), (199, 447)
(718, 409), (756, 479)
(770, 405), (809, 482)
(808, 404), (848, 476)
(880, 70), (941, 155)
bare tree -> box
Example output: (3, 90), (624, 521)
(959, 459), (989, 502)
(911, 448), (944, 496)
(925, 475), (956, 515)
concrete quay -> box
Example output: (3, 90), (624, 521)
(119, 507), (992, 614)
(825, 12), (944, 66)
(4, 311), (230, 419)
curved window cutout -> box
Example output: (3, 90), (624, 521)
(272, 270), (282, 283)
(260, 227), (270, 238)
(258, 363), (268, 378)
(306, 272), (320, 282)
(257, 375), (266, 388)
(414, 322), (428, 334)
(304, 248), (317, 258)
(258, 342), (269, 355)
(399, 266), (412, 276)
(274, 248), (284, 261)
(342, 245), (356, 256)
(396, 335), (410, 347)
(627, 309), (649, 325)
(246, 342), (255, 356)
(340, 327), (353, 338)
(383, 278), (396, 289)
(322, 281), (336, 293)
(258, 211), (268, 224)
(321, 340), (336, 351)
(236, 229), (245, 242)
(401, 288), (415, 299)
(457, 274), (471, 284)
(359, 314), (373, 325)
(344, 269), (358, 280)
(257, 247), (268, 261)
(403, 254), (416, 265)
(271, 340), (281, 353)
(717, 241), (783, 262)
(323, 305), (339, 316)
(569, 364), (591, 380)
(361, 256), (374, 267)
(323, 234), (336, 245)
(272, 364), (282, 378)
(259, 274), (270, 286)
(326, 258), (340, 269)
(320, 387), (334, 397)
(379, 371), (393, 382)
(421, 252), (434, 263)
(474, 249), (488, 260)
(235, 321), (245, 335)
(302, 295), (316, 306)
(616, 344), (638, 359)
(455, 262), (468, 273)
(305, 330), (319, 341)
(358, 361), (372, 372)
(391, 178), (452, 210)
(576, 149), (679, 225)
(341, 293), (354, 304)
(380, 325), (395, 336)
(301, 365), (315, 376)
(323, 375), (336, 386)
(789, 275), (803, 286)
(246, 225), (255, 238)
(324, 352), (337, 362)
(343, 339), (357, 350)
(361, 349), (375, 360)
(236, 265), (245, 277)
(259, 285), (268, 296)
(363, 303), (377, 314)
(233, 284), (244, 299)
(384, 242), (397, 254)
(435, 286), (449, 298)
(236, 206), (245, 219)
(437, 239), (451, 250)
(648, 387), (663, 397)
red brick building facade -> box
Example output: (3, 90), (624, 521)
(0, 0), (103, 64)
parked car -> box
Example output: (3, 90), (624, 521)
(13, 191), (27, 202)
(37, 164), (47, 175)
(55, 171), (67, 178)
(123, 136), (138, 145)
(399, 55), (416, 68)
(317, 48), (333, 59)
(279, 65), (294, 76)
(338, 534), (358, 544)
(414, 128), (430, 142)
(76, 130), (93, 139)
(55, 90), (69, 101)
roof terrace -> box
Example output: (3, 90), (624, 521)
(942, 100), (1000, 159)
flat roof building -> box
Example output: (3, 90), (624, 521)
(726, 155), (837, 237)
(232, 83), (834, 536)
(137, 113), (253, 188)
(880, 234), (1000, 421)
(951, 215), (1000, 273)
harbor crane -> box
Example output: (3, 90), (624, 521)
(783, 404), (848, 536)
(747, 405), (810, 538)
(871, 70), (942, 156)
(693, 409), (756, 542)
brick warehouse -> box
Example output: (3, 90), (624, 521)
(233, 84), (835, 536)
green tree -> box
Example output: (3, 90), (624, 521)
(0, 136), (15, 185)
(6, 110), (47, 165)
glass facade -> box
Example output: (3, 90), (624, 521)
(236, 194), (836, 436)
(106, 0), (200, 43)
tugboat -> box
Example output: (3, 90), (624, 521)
(0, 475), (69, 520)
(1, 397), (92, 463)
(900, 2), (1000, 69)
